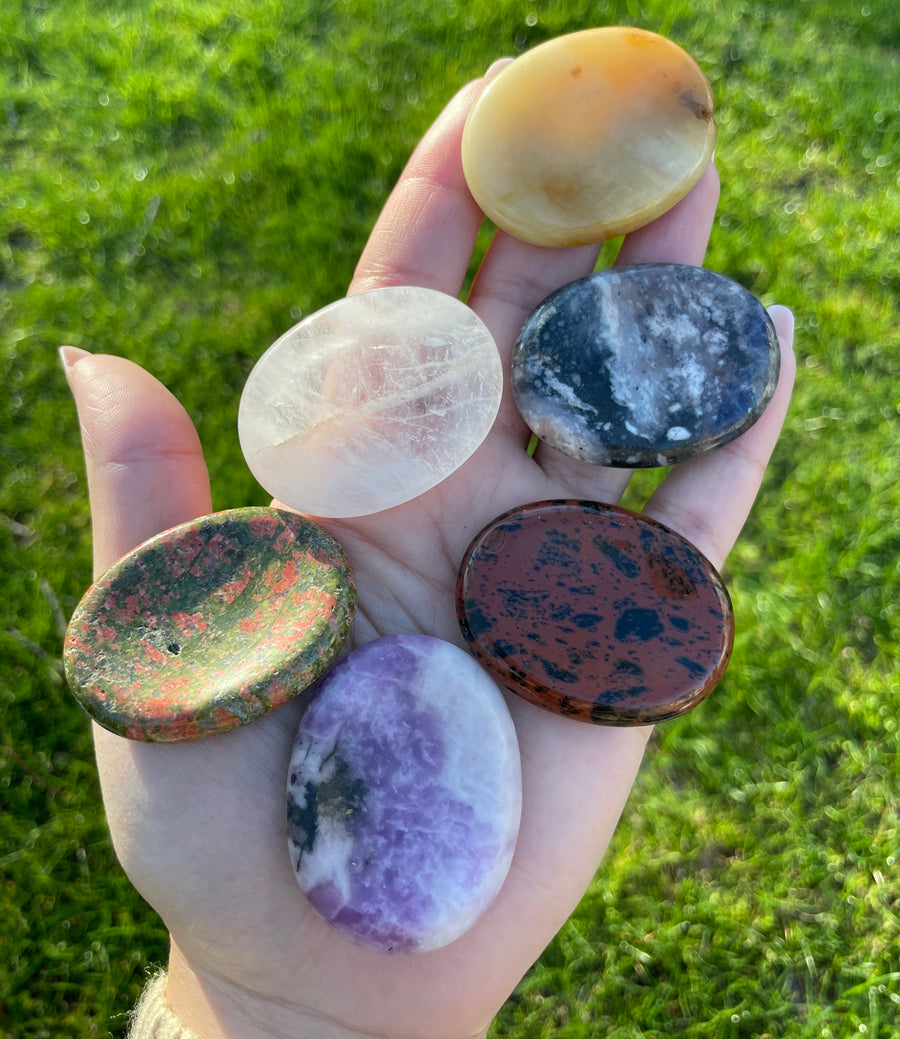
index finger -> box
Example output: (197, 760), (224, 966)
(349, 64), (508, 298)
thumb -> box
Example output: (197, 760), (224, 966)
(60, 347), (212, 577)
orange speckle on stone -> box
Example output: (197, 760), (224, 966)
(253, 513), (282, 539)
(66, 633), (93, 655)
(115, 594), (141, 622)
(171, 610), (209, 634)
(159, 674), (191, 697)
(209, 705), (237, 727)
(217, 564), (253, 605)
(273, 526), (297, 552)
(272, 558), (298, 594)
(143, 643), (168, 665)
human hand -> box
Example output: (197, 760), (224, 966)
(62, 63), (795, 1039)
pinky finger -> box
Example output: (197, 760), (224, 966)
(642, 305), (796, 570)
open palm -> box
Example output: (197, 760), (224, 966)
(64, 66), (794, 1039)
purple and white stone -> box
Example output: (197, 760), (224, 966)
(286, 634), (522, 954)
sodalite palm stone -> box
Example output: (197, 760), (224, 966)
(286, 634), (522, 954)
(239, 286), (503, 518)
(457, 500), (734, 725)
(511, 264), (780, 467)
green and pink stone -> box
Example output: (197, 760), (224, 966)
(63, 508), (356, 742)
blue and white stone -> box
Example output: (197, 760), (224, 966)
(286, 634), (522, 953)
(511, 264), (780, 467)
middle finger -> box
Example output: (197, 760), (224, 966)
(528, 162), (722, 503)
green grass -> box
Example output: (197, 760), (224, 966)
(2, 0), (898, 1035)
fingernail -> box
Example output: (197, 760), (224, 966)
(59, 345), (92, 378)
(766, 305), (795, 349)
(484, 57), (514, 79)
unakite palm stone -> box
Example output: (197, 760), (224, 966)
(64, 508), (356, 742)
(462, 27), (716, 247)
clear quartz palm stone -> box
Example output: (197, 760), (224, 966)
(462, 26), (716, 247)
(238, 286), (503, 518)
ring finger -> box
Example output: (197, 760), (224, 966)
(528, 162), (722, 505)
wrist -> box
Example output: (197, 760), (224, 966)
(163, 942), (407, 1039)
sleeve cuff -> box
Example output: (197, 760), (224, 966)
(128, 971), (202, 1039)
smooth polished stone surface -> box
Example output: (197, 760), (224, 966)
(462, 27), (716, 246)
(287, 634), (521, 953)
(239, 286), (503, 518)
(511, 264), (780, 467)
(457, 500), (733, 725)
(64, 508), (356, 742)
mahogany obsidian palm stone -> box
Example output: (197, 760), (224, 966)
(456, 500), (734, 725)
(511, 264), (780, 467)
(63, 507), (356, 742)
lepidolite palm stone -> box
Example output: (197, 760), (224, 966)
(64, 508), (356, 742)
(462, 27), (716, 246)
(511, 264), (780, 467)
(457, 500), (733, 725)
(238, 286), (503, 518)
(287, 634), (522, 953)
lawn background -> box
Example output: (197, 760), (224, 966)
(1, 0), (898, 1036)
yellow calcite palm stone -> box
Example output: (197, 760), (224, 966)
(461, 27), (716, 247)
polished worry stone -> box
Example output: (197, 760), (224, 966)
(461, 27), (716, 247)
(511, 264), (780, 467)
(457, 500), (733, 725)
(238, 286), (503, 518)
(287, 634), (521, 953)
(63, 508), (356, 742)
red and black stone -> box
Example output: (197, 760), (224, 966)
(456, 500), (733, 725)
(64, 507), (356, 742)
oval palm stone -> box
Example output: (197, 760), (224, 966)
(287, 634), (522, 954)
(64, 508), (356, 742)
(511, 264), (780, 467)
(462, 27), (716, 247)
(457, 500), (733, 725)
(238, 286), (503, 518)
